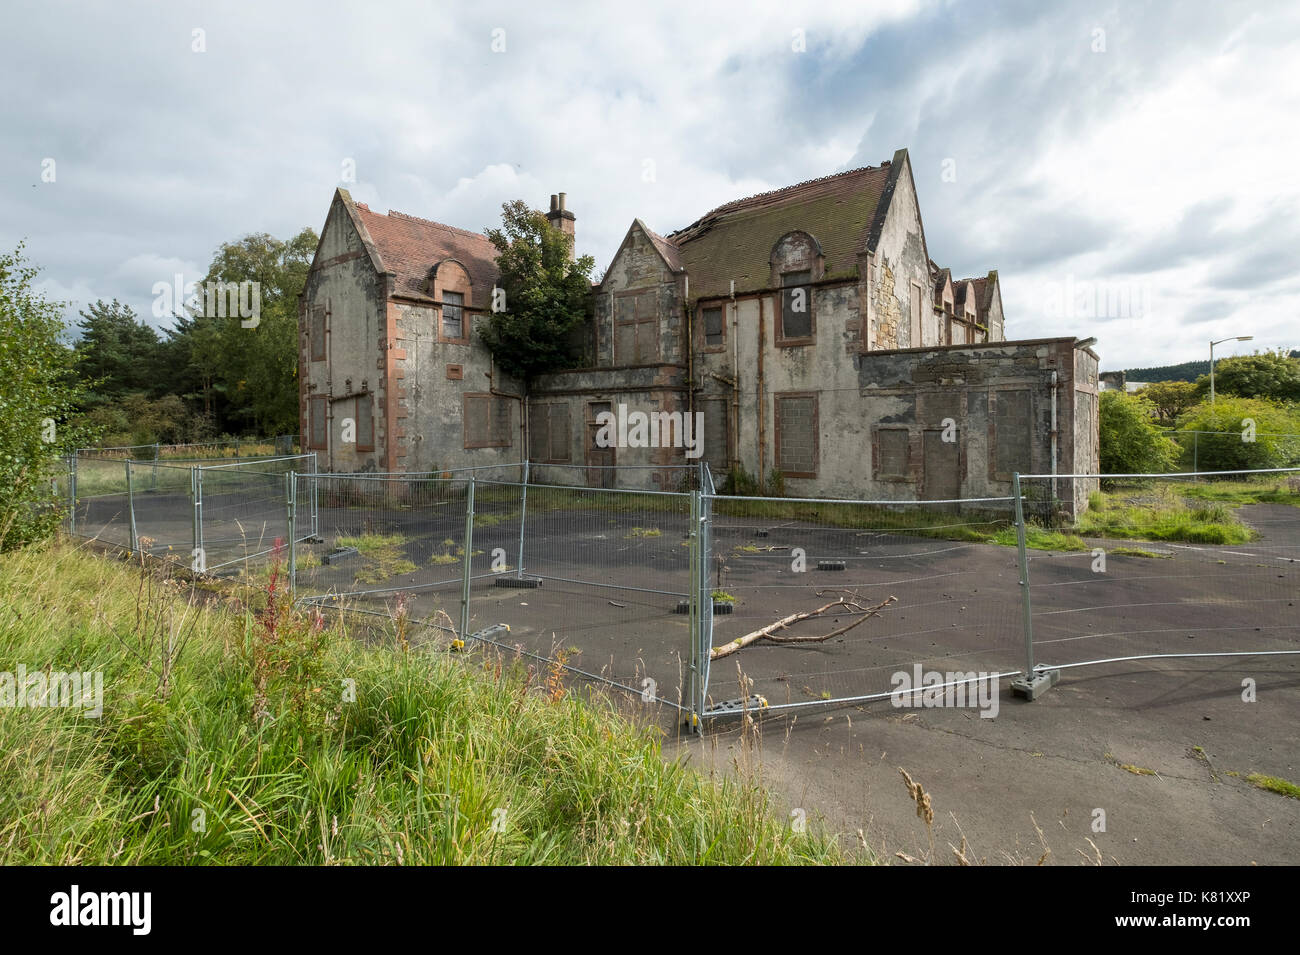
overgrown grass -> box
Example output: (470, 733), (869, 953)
(337, 534), (417, 585)
(1179, 476), (1300, 507)
(0, 541), (844, 865)
(987, 527), (1088, 551)
(1074, 485), (1254, 545)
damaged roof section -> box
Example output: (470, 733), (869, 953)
(667, 162), (894, 300)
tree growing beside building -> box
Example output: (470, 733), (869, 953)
(478, 199), (595, 382)
(1098, 391), (1180, 475)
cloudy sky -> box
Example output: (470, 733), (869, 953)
(3, 0), (1297, 370)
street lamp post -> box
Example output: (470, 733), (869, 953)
(1210, 335), (1253, 409)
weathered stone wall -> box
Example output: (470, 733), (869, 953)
(529, 364), (690, 490)
(392, 303), (524, 474)
(299, 195), (386, 473)
(869, 162), (933, 350)
(854, 337), (1096, 513)
(592, 222), (684, 368)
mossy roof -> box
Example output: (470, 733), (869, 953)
(665, 164), (893, 301)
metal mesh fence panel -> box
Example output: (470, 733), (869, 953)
(67, 452), (136, 547)
(126, 461), (199, 569)
(703, 493), (1022, 714)
(1020, 469), (1300, 675)
(294, 474), (473, 631)
(485, 480), (695, 710)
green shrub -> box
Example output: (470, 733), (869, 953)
(1175, 396), (1300, 471)
(1098, 391), (1180, 475)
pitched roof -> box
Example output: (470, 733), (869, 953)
(666, 163), (894, 300)
(351, 200), (499, 304)
(640, 221), (685, 271)
(955, 273), (998, 324)
(932, 266), (952, 301)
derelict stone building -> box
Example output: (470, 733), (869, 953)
(298, 147), (1099, 511)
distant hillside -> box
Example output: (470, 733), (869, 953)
(1119, 359), (1210, 383)
(1117, 350), (1299, 383)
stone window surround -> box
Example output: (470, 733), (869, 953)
(697, 302), (727, 353)
(613, 287), (660, 365)
(462, 392), (513, 449)
(309, 305), (327, 362)
(430, 259), (473, 345)
(529, 401), (572, 464)
(873, 425), (911, 481)
(773, 390), (819, 478)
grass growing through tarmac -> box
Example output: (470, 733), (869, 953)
(0, 541), (842, 864)
(1075, 485), (1254, 545)
(1246, 773), (1300, 799)
(337, 533), (417, 585)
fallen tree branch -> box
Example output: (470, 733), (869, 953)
(710, 594), (896, 659)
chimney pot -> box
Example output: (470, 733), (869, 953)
(558, 192), (567, 211)
(550, 194), (558, 212)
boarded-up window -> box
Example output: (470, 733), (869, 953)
(775, 394), (817, 476)
(309, 306), (326, 361)
(702, 306), (724, 347)
(529, 403), (571, 463)
(614, 290), (658, 364)
(356, 393), (374, 451)
(699, 398), (729, 475)
(442, 291), (464, 339)
(464, 394), (512, 448)
(308, 395), (327, 450)
(993, 390), (1032, 478)
(780, 271), (812, 341)
(877, 428), (909, 478)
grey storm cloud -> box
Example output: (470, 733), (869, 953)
(2, 0), (1298, 368)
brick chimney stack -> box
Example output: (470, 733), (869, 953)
(546, 192), (576, 260)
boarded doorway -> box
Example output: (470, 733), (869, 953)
(585, 401), (615, 488)
(922, 430), (960, 502)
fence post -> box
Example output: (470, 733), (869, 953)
(126, 461), (138, 553)
(310, 452), (319, 538)
(1009, 473), (1058, 700)
(190, 466), (198, 570)
(697, 485), (712, 724)
(515, 461), (529, 579)
(687, 487), (702, 732)
(67, 453), (77, 535)
(459, 477), (476, 644)
(151, 442), (159, 491)
(1193, 431), (1198, 474)
(286, 471), (296, 599)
